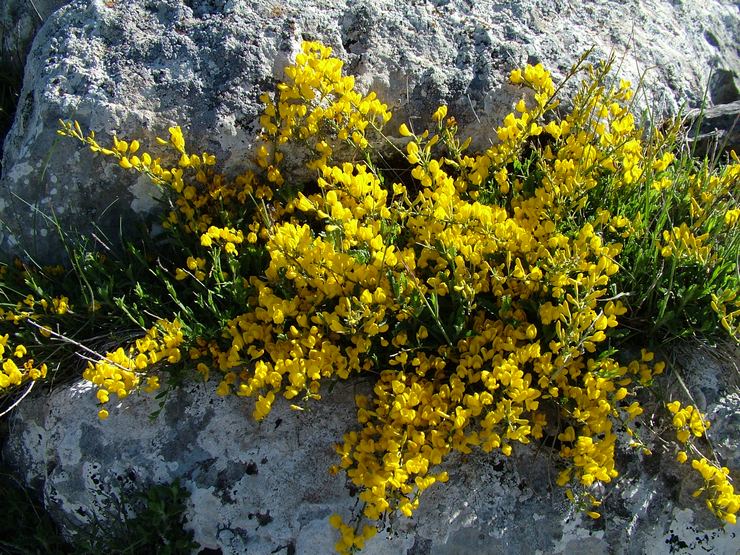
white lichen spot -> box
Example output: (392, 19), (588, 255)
(130, 174), (161, 213)
(624, 474), (660, 538)
(57, 426), (83, 466)
(7, 161), (35, 181)
(552, 512), (605, 552)
(641, 508), (737, 555)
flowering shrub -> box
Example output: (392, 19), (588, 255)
(1, 41), (738, 551)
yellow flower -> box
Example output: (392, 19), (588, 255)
(144, 376), (160, 393)
(168, 126), (186, 152)
(725, 209), (739, 226)
(216, 381), (230, 396)
(625, 401), (643, 419)
(432, 105), (448, 123)
(399, 123), (413, 137)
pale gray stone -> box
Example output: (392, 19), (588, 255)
(3, 346), (739, 554)
(1, 0), (739, 261)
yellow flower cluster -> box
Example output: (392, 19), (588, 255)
(83, 320), (182, 419)
(199, 226), (244, 254)
(57, 121), (251, 242)
(57, 42), (738, 551)
(258, 41), (392, 181)
(662, 401), (738, 524)
(690, 457), (739, 524)
(688, 155), (740, 224)
(660, 223), (711, 263)
(205, 49), (669, 532)
(711, 290), (740, 341)
(456, 65), (554, 190)
(666, 400), (709, 443)
(0, 290), (72, 392)
(0, 333), (47, 389)
(329, 514), (377, 553)
(175, 256), (208, 281)
(0, 293), (70, 322)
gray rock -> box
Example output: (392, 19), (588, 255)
(686, 100), (740, 158)
(3, 347), (739, 554)
(709, 68), (740, 106)
(1, 0), (740, 261)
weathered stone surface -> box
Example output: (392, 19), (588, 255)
(3, 346), (739, 554)
(687, 100), (740, 158)
(1, 0), (739, 261)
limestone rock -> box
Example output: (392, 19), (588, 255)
(3, 346), (739, 554)
(1, 0), (739, 261)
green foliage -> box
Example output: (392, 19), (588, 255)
(72, 480), (199, 555)
(591, 134), (739, 341)
(0, 464), (71, 554)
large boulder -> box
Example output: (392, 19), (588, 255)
(1, 0), (739, 262)
(3, 345), (739, 554)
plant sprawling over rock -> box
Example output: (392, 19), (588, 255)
(1, 41), (738, 552)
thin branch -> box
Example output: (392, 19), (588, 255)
(23, 319), (134, 375)
(0, 380), (35, 418)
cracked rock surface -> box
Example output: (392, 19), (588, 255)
(3, 345), (739, 554)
